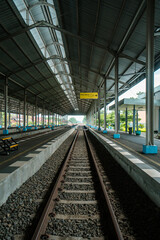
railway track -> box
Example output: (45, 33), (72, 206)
(31, 128), (123, 240)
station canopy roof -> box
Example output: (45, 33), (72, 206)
(0, 0), (160, 115)
(109, 98), (160, 111)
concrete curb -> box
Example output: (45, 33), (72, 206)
(89, 128), (160, 207)
(0, 128), (75, 206)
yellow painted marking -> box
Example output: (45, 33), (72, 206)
(80, 92), (98, 99)
(10, 144), (18, 148)
(1, 137), (11, 140)
(0, 133), (61, 166)
(104, 134), (160, 168)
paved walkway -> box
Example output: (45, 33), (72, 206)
(96, 129), (160, 172)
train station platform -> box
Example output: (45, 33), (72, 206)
(99, 129), (160, 170)
(0, 125), (63, 140)
(89, 128), (160, 207)
(0, 126), (76, 206)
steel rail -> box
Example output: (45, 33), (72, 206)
(84, 130), (124, 240)
(31, 129), (79, 240)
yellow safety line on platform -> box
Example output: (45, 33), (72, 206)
(0, 133), (61, 166)
(104, 134), (160, 168)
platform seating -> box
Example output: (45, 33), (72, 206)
(0, 137), (18, 155)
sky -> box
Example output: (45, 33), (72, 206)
(68, 68), (160, 122)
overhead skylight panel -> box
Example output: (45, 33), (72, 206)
(13, 0), (78, 111)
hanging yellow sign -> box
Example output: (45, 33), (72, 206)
(80, 92), (98, 99)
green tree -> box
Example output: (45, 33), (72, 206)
(69, 117), (77, 124)
(83, 116), (86, 124)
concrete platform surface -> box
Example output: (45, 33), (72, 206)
(99, 130), (160, 171)
(0, 127), (69, 170)
(90, 128), (160, 207)
(0, 127), (75, 206)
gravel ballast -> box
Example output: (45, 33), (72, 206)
(0, 132), (75, 240)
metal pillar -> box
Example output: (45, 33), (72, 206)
(27, 103), (28, 126)
(53, 113), (54, 125)
(159, 107), (160, 132)
(8, 99), (10, 127)
(98, 90), (101, 131)
(23, 89), (27, 131)
(48, 108), (50, 127)
(103, 79), (107, 133)
(95, 100), (97, 127)
(0, 111), (2, 128)
(125, 108), (128, 132)
(35, 96), (38, 129)
(133, 105), (136, 134)
(19, 101), (21, 126)
(17, 105), (18, 127)
(3, 77), (8, 134)
(118, 111), (120, 131)
(38, 107), (39, 126)
(43, 101), (45, 127)
(143, 0), (157, 153)
(114, 57), (120, 138)
(136, 110), (139, 131)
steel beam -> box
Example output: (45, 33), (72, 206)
(119, 53), (145, 66)
(28, 0), (55, 10)
(0, 21), (114, 55)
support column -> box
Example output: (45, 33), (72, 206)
(23, 89), (27, 131)
(114, 57), (120, 138)
(53, 113), (54, 125)
(143, 0), (157, 154)
(98, 90), (101, 131)
(19, 101), (21, 127)
(8, 99), (10, 128)
(48, 108), (50, 128)
(133, 105), (136, 134)
(136, 111), (139, 131)
(95, 100), (97, 128)
(43, 101), (45, 128)
(125, 108), (128, 133)
(0, 111), (2, 128)
(35, 96), (38, 129)
(38, 107), (39, 126)
(159, 108), (160, 133)
(27, 103), (28, 127)
(16, 105), (18, 127)
(103, 79), (107, 133)
(3, 77), (8, 134)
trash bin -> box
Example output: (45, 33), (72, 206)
(129, 127), (132, 134)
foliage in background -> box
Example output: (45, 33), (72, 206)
(69, 117), (77, 124)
